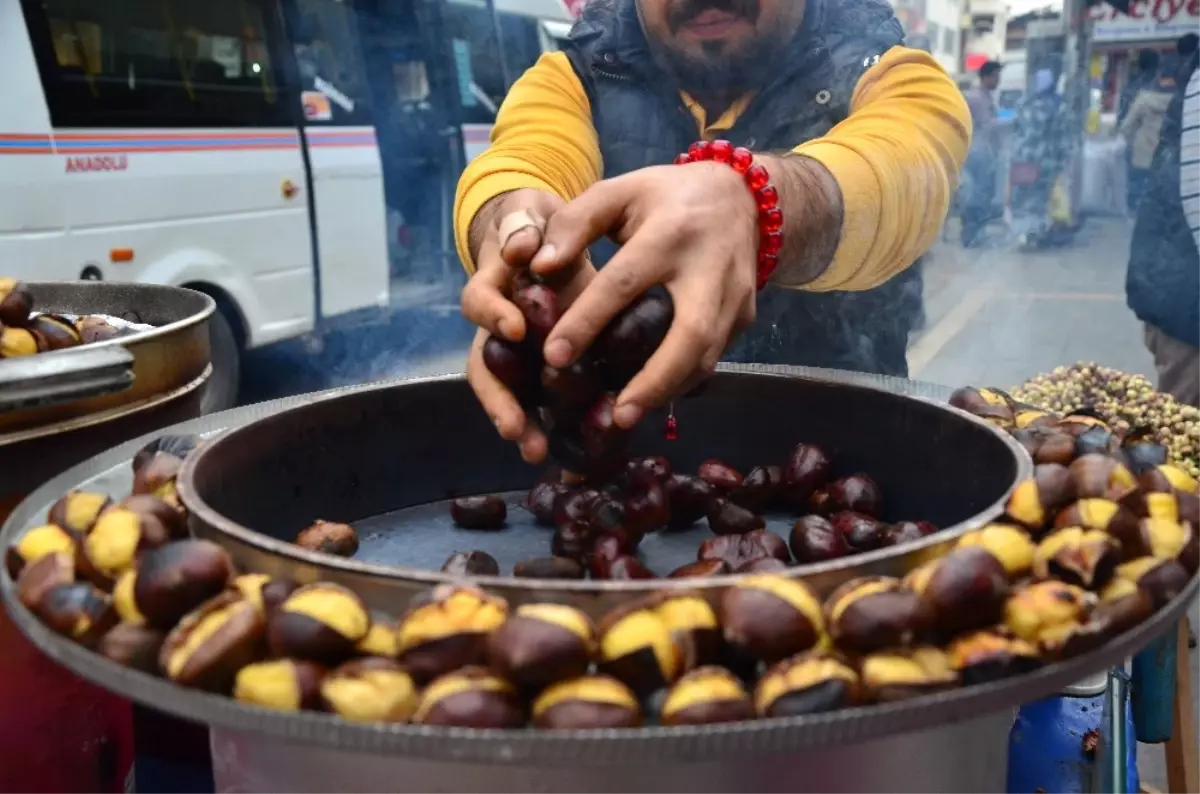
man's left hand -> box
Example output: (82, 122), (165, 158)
(530, 162), (760, 429)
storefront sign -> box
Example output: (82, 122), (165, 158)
(1090, 0), (1200, 42)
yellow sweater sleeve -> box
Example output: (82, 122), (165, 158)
(795, 47), (972, 291)
(453, 52), (602, 273)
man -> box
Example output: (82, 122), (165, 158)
(1182, 45), (1199, 251)
(1119, 49), (1159, 125)
(1010, 67), (1072, 249)
(1127, 35), (1199, 408)
(1120, 56), (1177, 213)
(961, 60), (1002, 247)
(456, 0), (970, 462)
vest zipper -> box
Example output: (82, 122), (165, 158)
(594, 67), (631, 83)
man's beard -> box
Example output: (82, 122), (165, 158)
(650, 0), (790, 100)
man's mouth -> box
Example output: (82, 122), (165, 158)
(681, 8), (743, 38)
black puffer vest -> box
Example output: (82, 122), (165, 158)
(564, 0), (924, 376)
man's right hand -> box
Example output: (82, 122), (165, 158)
(460, 188), (596, 463)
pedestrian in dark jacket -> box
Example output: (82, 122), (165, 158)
(1126, 39), (1200, 406)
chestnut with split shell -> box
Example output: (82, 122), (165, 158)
(860, 646), (959, 702)
(487, 602), (596, 691)
(160, 591), (266, 691)
(413, 666), (525, 728)
(597, 600), (684, 697)
(1068, 454), (1137, 500)
(754, 651), (860, 717)
(6, 523), (75, 580)
(77, 508), (171, 589)
(825, 577), (930, 654)
(268, 582), (372, 667)
(47, 491), (111, 537)
(1002, 580), (1099, 660)
(1032, 527), (1120, 590)
(234, 659), (327, 712)
(946, 630), (1041, 685)
(115, 539), (234, 629)
(532, 675), (642, 729)
(655, 593), (723, 668)
(34, 582), (118, 648)
(395, 584), (509, 682)
(100, 622), (166, 673)
(661, 666), (754, 726)
(17, 552), (75, 612)
(721, 574), (825, 663)
(956, 524), (1037, 579)
(1005, 464), (1076, 531)
(904, 546), (1009, 637)
(320, 657), (419, 723)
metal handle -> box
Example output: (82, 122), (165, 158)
(0, 346), (135, 414)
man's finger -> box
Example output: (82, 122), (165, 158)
(466, 330), (528, 440)
(531, 176), (635, 276)
(613, 280), (726, 425)
(461, 236), (526, 341)
(542, 234), (663, 368)
(498, 209), (546, 268)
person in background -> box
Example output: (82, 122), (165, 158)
(1119, 56), (1177, 213)
(1183, 62), (1199, 250)
(455, 0), (970, 460)
(1119, 49), (1159, 125)
(1010, 68), (1071, 249)
(961, 60), (1003, 247)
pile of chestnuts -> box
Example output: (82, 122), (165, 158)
(449, 443), (941, 580)
(0, 277), (141, 358)
(6, 421), (1197, 731)
(481, 260), (673, 479)
(1008, 364), (1199, 478)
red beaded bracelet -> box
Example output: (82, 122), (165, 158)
(674, 139), (782, 289)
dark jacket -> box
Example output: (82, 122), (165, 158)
(1127, 56), (1200, 348)
(563, 0), (923, 376)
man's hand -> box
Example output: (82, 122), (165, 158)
(530, 162), (760, 429)
(460, 188), (595, 462)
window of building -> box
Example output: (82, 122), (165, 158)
(943, 27), (957, 57)
(927, 21), (942, 52)
(21, 0), (293, 128)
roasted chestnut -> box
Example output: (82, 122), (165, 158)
(783, 443), (832, 506)
(114, 539), (234, 629)
(660, 666), (753, 726)
(1138, 464), (1199, 496)
(356, 621), (399, 658)
(76, 316), (123, 343)
(0, 278), (34, 326)
(1003, 580), (1097, 658)
(789, 515), (850, 563)
(450, 495), (508, 530)
(29, 314), (81, 350)
(1088, 576), (1155, 640)
(16, 551), (75, 612)
(268, 582), (372, 666)
(1068, 454), (1137, 500)
(884, 520), (939, 547)
(528, 675), (640, 729)
(5, 523), (75, 579)
(413, 666), (525, 728)
(99, 622), (166, 673)
(1128, 518), (1198, 574)
(293, 520), (359, 556)
(956, 523), (1037, 579)
(904, 546), (1009, 637)
(441, 550), (501, 576)
(1109, 556), (1190, 608)
(1013, 406), (1057, 429)
(78, 508), (170, 588)
(33, 581), (117, 648)
(669, 559), (729, 578)
(1053, 499), (1138, 541)
(825, 577), (930, 654)
(232, 574), (297, 617)
(830, 511), (888, 552)
(949, 386), (1014, 426)
(513, 556), (586, 579)
(603, 556), (657, 580)
(827, 475), (882, 517)
(1005, 463), (1076, 531)
(131, 453), (183, 506)
(118, 494), (186, 539)
(234, 659), (326, 712)
(706, 498), (765, 536)
(1032, 527), (1120, 590)
(321, 657), (419, 722)
(47, 491), (111, 537)
(720, 575), (825, 663)
(697, 459), (744, 493)
(655, 593), (722, 667)
(754, 651), (860, 717)
(395, 584), (508, 681)
(945, 630), (1041, 685)
(487, 602), (595, 690)
(0, 325), (40, 357)
(594, 291), (673, 387)
(664, 474), (716, 530)
(698, 529), (789, 571)
(860, 646), (958, 702)
(160, 592), (266, 690)
(597, 600), (684, 697)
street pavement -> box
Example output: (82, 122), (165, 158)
(388, 214), (1195, 791)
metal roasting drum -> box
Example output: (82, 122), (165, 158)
(2, 366), (1195, 793)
